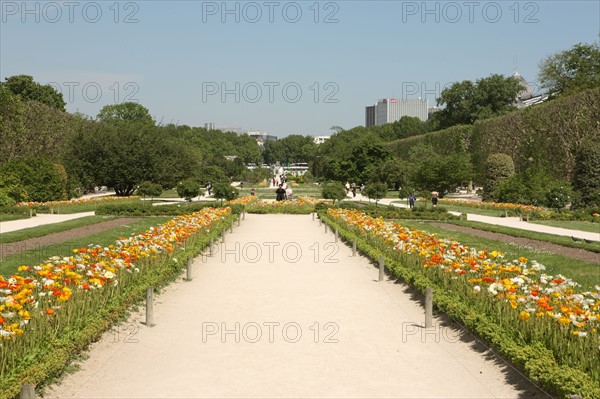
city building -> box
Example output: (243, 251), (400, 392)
(365, 98), (428, 126)
(512, 71), (549, 109)
(313, 136), (330, 145)
(246, 131), (278, 147)
(204, 122), (216, 130)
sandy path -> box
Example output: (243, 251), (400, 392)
(45, 214), (548, 399)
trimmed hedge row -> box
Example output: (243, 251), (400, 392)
(96, 202), (244, 216)
(320, 211), (600, 399)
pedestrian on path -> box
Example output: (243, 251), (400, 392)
(275, 184), (286, 201)
(409, 193), (416, 208)
(431, 191), (438, 207)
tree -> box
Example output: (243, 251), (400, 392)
(321, 182), (346, 205)
(212, 182), (238, 204)
(539, 42), (600, 97)
(364, 182), (388, 206)
(483, 153), (515, 201)
(571, 140), (600, 208)
(176, 178), (200, 202)
(97, 102), (154, 125)
(2, 75), (66, 111)
(137, 181), (163, 202)
(436, 74), (521, 129)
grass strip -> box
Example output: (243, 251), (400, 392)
(530, 219), (600, 234)
(448, 220), (600, 253)
(0, 216), (117, 244)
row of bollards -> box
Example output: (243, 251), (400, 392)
(313, 212), (433, 329)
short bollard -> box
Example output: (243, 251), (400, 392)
(29, 208), (33, 218)
(209, 239), (214, 256)
(425, 287), (433, 328)
(146, 287), (155, 327)
(324, 223), (328, 233)
(222, 232), (226, 243)
(229, 223), (233, 233)
(312, 212), (315, 221)
(504, 210), (508, 217)
(352, 239), (357, 256)
(319, 218), (322, 226)
(378, 256), (385, 282)
(186, 258), (193, 281)
(20, 384), (35, 399)
(50, 206), (54, 215)
(526, 215), (530, 222)
(242, 211), (245, 220)
(57, 206), (60, 214)
(335, 228), (338, 242)
(237, 216), (241, 226)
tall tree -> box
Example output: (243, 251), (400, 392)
(97, 102), (155, 125)
(539, 42), (600, 97)
(2, 75), (66, 111)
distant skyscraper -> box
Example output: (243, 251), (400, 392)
(372, 98), (428, 125)
(205, 122), (215, 130)
(365, 105), (376, 127)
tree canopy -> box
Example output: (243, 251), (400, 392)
(1, 75), (66, 111)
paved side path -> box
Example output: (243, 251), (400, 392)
(45, 214), (546, 398)
(0, 212), (95, 234)
(350, 195), (600, 242)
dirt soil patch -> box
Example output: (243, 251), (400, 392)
(0, 218), (142, 258)
(432, 223), (600, 264)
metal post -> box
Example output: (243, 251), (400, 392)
(335, 228), (338, 242)
(146, 287), (154, 327)
(242, 211), (245, 220)
(312, 212), (315, 220)
(230, 223), (233, 233)
(20, 384), (35, 399)
(50, 206), (54, 214)
(425, 287), (433, 328)
(186, 257), (192, 281)
(319, 218), (322, 226)
(209, 238), (214, 256)
(352, 239), (357, 256)
(237, 216), (240, 226)
(324, 223), (328, 233)
(29, 208), (33, 218)
(378, 256), (384, 282)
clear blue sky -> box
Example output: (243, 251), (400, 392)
(1, 0), (599, 137)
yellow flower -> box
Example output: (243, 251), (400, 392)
(519, 311), (531, 321)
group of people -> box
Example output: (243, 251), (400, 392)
(407, 191), (438, 208)
(344, 182), (364, 198)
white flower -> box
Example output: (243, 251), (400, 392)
(473, 286), (481, 293)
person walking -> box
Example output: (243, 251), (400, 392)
(409, 193), (416, 208)
(206, 182), (212, 196)
(431, 191), (439, 207)
(275, 184), (286, 201)
(351, 183), (356, 198)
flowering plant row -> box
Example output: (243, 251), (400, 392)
(16, 196), (141, 209)
(326, 208), (599, 384)
(0, 207), (231, 340)
(227, 195), (259, 206)
(246, 197), (320, 214)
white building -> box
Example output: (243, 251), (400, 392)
(366, 98), (428, 126)
(512, 71), (549, 109)
(313, 135), (330, 145)
(246, 131), (278, 147)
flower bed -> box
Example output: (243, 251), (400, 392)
(0, 207), (232, 398)
(439, 198), (544, 213)
(324, 208), (600, 398)
(16, 196), (141, 209)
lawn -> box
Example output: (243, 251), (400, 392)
(398, 220), (600, 291)
(0, 217), (172, 277)
(0, 214), (30, 222)
(0, 216), (117, 244)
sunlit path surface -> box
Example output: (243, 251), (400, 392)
(46, 214), (548, 398)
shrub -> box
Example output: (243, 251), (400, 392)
(176, 178), (200, 201)
(0, 190), (16, 207)
(572, 140), (600, 208)
(322, 182), (346, 205)
(212, 182), (239, 203)
(483, 153), (515, 201)
(136, 181), (163, 200)
(364, 182), (388, 206)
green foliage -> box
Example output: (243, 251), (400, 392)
(571, 140), (600, 208)
(0, 190), (16, 207)
(136, 181), (163, 199)
(543, 184), (572, 210)
(436, 74), (521, 129)
(176, 178), (201, 201)
(96, 202), (222, 216)
(539, 42), (600, 97)
(483, 153), (515, 201)
(408, 145), (473, 195)
(0, 158), (66, 202)
(212, 182), (239, 202)
(2, 75), (66, 111)
(321, 182), (346, 204)
(262, 134), (316, 164)
(196, 165), (229, 185)
(364, 182), (388, 204)
(96, 102), (154, 125)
